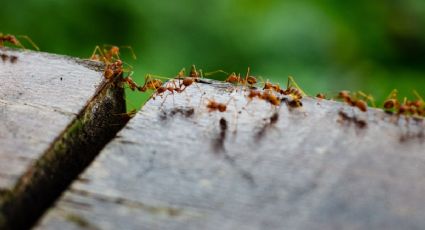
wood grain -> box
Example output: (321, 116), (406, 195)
(37, 79), (425, 230)
(0, 48), (126, 229)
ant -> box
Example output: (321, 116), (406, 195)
(122, 75), (139, 91)
(138, 74), (164, 92)
(206, 99), (228, 112)
(316, 93), (326, 99)
(280, 76), (305, 107)
(189, 64), (202, 79)
(398, 96), (424, 118)
(261, 90), (281, 106)
(383, 89), (424, 118)
(337, 90), (374, 112)
(225, 72), (241, 84)
(247, 89), (262, 100)
(244, 67), (257, 86)
(0, 33), (39, 50)
(245, 88), (280, 107)
(383, 89), (400, 113)
(103, 59), (124, 80)
(173, 65), (208, 94)
(91, 44), (140, 92)
(90, 44), (136, 63)
(225, 67), (257, 88)
(263, 80), (282, 93)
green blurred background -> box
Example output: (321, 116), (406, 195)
(2, 0), (425, 110)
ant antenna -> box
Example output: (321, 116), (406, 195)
(119, 45), (137, 60)
(287, 76), (307, 96)
(357, 91), (376, 107)
(413, 90), (424, 102)
(204, 70), (228, 77)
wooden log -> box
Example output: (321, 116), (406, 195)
(36, 79), (425, 230)
(0, 48), (126, 229)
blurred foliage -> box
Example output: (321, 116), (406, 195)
(1, 0), (425, 110)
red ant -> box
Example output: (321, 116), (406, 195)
(260, 90), (281, 106)
(247, 89), (262, 100)
(189, 64), (201, 79)
(138, 74), (164, 92)
(397, 93), (425, 118)
(225, 72), (241, 84)
(280, 76), (305, 107)
(122, 74), (139, 91)
(337, 91), (374, 112)
(206, 99), (228, 112)
(245, 88), (280, 107)
(383, 89), (400, 113)
(173, 65), (207, 94)
(0, 33), (39, 50)
(225, 67), (257, 88)
(244, 67), (257, 86)
(316, 93), (326, 99)
(263, 80), (282, 93)
(90, 44), (136, 63)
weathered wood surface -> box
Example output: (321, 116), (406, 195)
(0, 48), (125, 229)
(37, 79), (425, 230)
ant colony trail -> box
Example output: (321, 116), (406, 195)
(2, 34), (425, 229)
(36, 68), (425, 230)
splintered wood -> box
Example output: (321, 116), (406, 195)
(37, 79), (425, 230)
(0, 48), (125, 229)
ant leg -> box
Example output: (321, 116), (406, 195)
(119, 45), (137, 60)
(204, 70), (229, 78)
(358, 91), (376, 107)
(197, 90), (207, 109)
(192, 81), (205, 95)
(18, 35), (40, 51)
(160, 92), (171, 107)
(413, 90), (425, 103)
(90, 46), (105, 60)
(175, 68), (186, 79)
(120, 60), (134, 71)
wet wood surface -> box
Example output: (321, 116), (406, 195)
(36, 79), (425, 230)
(0, 48), (125, 229)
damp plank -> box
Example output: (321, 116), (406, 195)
(0, 47), (125, 229)
(37, 79), (425, 230)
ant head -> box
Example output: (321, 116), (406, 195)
(110, 46), (120, 55)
